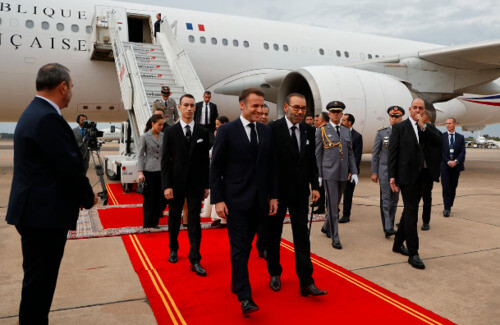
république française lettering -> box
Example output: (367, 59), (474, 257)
(0, 2), (87, 20)
(0, 33), (87, 51)
(0, 2), (88, 51)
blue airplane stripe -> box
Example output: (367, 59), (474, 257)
(463, 94), (500, 100)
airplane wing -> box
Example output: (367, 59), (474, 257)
(417, 40), (500, 70)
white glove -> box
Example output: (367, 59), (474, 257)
(318, 177), (322, 184)
(351, 174), (358, 186)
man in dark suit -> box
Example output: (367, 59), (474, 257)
(210, 88), (278, 315)
(266, 93), (327, 297)
(194, 91), (219, 134)
(162, 94), (210, 276)
(72, 114), (90, 174)
(154, 13), (162, 42)
(419, 110), (443, 231)
(339, 113), (363, 223)
(388, 98), (442, 269)
(441, 118), (466, 217)
(6, 63), (97, 324)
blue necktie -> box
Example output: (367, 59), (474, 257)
(450, 134), (454, 147)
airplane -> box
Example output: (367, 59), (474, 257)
(1, 0), (500, 156)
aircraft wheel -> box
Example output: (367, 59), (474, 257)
(105, 159), (120, 181)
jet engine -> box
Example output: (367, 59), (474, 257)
(277, 66), (414, 147)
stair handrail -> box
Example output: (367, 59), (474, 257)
(157, 19), (205, 101)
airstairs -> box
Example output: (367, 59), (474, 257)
(93, 13), (205, 188)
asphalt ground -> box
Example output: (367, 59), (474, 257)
(0, 141), (498, 324)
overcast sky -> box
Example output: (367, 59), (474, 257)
(2, 0), (500, 136)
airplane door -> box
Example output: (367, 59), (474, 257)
(95, 5), (129, 42)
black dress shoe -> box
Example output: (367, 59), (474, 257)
(269, 275), (281, 291)
(191, 263), (207, 276)
(332, 241), (342, 250)
(211, 219), (221, 227)
(392, 244), (409, 256)
(338, 216), (350, 223)
(421, 223), (430, 231)
(168, 251), (178, 263)
(258, 250), (267, 259)
(443, 209), (450, 217)
(321, 228), (331, 238)
(231, 283), (237, 294)
(300, 284), (327, 297)
(240, 299), (259, 315)
(408, 255), (425, 269)
(313, 208), (326, 214)
(384, 228), (397, 238)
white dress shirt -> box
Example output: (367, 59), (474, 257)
(239, 115), (258, 143)
(179, 119), (195, 136)
(200, 102), (210, 125)
(285, 116), (300, 152)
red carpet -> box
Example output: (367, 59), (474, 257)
(122, 229), (454, 324)
(98, 207), (212, 229)
(106, 183), (143, 205)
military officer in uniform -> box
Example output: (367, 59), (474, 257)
(371, 106), (404, 238)
(153, 86), (179, 126)
(316, 101), (358, 249)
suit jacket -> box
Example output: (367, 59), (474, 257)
(351, 128), (363, 174)
(421, 123), (443, 181)
(6, 97), (94, 230)
(194, 101), (218, 131)
(161, 122), (210, 194)
(315, 123), (357, 181)
(388, 118), (443, 184)
(442, 131), (466, 172)
(138, 130), (163, 172)
(270, 118), (319, 201)
(72, 126), (89, 162)
(154, 19), (161, 37)
(210, 117), (277, 211)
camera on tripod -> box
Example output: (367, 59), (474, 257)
(81, 120), (104, 150)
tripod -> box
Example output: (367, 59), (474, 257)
(87, 143), (109, 206)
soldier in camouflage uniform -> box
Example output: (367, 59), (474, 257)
(153, 86), (179, 126)
(371, 106), (404, 238)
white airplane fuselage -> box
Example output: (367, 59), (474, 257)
(1, 0), (500, 152)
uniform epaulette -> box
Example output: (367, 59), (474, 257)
(378, 126), (388, 131)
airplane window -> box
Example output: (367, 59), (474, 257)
(56, 23), (64, 31)
(211, 37), (217, 45)
(233, 39), (239, 47)
(188, 35), (195, 43)
(319, 48), (324, 55)
(243, 41), (249, 48)
(344, 51), (349, 58)
(71, 24), (79, 33)
(26, 20), (34, 29)
(375, 55), (379, 58)
(263, 42), (269, 50)
(336, 50), (341, 57)
(222, 38), (228, 46)
(200, 36), (206, 44)
(368, 54), (372, 59)
(283, 45), (289, 52)
(86, 26), (92, 34)
(42, 22), (49, 30)
(273, 44), (279, 51)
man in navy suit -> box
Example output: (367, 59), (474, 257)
(6, 63), (97, 324)
(339, 113), (363, 223)
(210, 88), (278, 315)
(441, 118), (466, 217)
(388, 98), (442, 269)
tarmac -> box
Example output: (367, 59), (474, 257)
(0, 140), (498, 324)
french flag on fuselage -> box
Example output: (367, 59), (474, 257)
(462, 94), (500, 107)
(186, 23), (205, 31)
